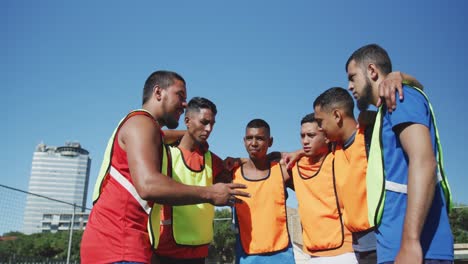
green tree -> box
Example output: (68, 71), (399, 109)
(208, 208), (236, 263)
(0, 230), (83, 261)
(450, 205), (468, 243)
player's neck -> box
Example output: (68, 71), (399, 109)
(341, 118), (358, 144)
(307, 152), (327, 165)
(248, 157), (270, 171)
(243, 158), (270, 180)
(178, 134), (202, 152)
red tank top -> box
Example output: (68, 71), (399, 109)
(81, 112), (158, 263)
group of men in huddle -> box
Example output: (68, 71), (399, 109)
(80, 44), (454, 264)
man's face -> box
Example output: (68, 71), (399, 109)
(313, 105), (339, 142)
(347, 60), (372, 111)
(243, 127), (272, 160)
(300, 122), (329, 157)
(186, 108), (216, 144)
(161, 79), (187, 129)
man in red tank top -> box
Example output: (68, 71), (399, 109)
(80, 71), (249, 264)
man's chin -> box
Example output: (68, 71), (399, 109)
(357, 99), (370, 111)
(196, 139), (208, 146)
(248, 153), (263, 159)
(165, 117), (179, 129)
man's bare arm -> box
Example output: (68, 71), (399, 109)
(401, 72), (424, 90)
(281, 149), (305, 170)
(162, 129), (185, 145)
(121, 115), (249, 206)
(394, 123), (437, 263)
(214, 155), (237, 184)
(279, 161), (294, 190)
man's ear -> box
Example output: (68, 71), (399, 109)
(184, 114), (190, 126)
(333, 109), (342, 122)
(333, 109), (344, 128)
(269, 137), (274, 148)
(367, 63), (379, 81)
(153, 85), (163, 101)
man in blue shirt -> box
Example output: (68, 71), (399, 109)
(345, 44), (454, 264)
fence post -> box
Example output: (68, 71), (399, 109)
(66, 203), (76, 264)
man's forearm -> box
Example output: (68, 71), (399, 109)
(138, 174), (212, 205)
(401, 72), (424, 90)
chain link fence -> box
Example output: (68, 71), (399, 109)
(2, 183), (467, 263)
(0, 185), (236, 264)
(0, 184), (89, 264)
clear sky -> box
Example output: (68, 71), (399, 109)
(2, 0), (468, 214)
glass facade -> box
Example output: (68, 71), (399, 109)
(22, 142), (91, 234)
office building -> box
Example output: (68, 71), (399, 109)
(40, 212), (89, 233)
(22, 142), (91, 234)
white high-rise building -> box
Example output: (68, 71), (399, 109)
(22, 142), (91, 234)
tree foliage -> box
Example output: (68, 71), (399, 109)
(450, 205), (468, 243)
(208, 208), (236, 263)
(1, 206), (466, 262)
(0, 230), (83, 262)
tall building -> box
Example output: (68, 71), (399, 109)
(22, 142), (91, 234)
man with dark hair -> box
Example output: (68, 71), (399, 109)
(81, 72), (249, 264)
(313, 87), (377, 264)
(232, 118), (295, 264)
(345, 44), (392, 112)
(152, 96), (232, 264)
(346, 44), (453, 263)
(287, 113), (357, 263)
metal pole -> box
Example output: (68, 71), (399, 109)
(290, 214), (295, 245)
(66, 203), (76, 264)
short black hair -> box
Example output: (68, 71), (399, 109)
(142, 70), (185, 105)
(246, 118), (270, 134)
(345, 44), (392, 75)
(313, 87), (355, 118)
(186, 97), (218, 115)
(301, 113), (317, 125)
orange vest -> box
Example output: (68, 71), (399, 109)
(233, 162), (290, 254)
(333, 127), (371, 232)
(292, 153), (353, 256)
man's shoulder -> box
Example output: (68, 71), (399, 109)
(397, 85), (429, 108)
(385, 85), (431, 126)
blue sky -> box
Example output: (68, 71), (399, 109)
(2, 0), (468, 217)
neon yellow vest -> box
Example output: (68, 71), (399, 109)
(148, 145), (168, 249)
(90, 109), (166, 249)
(366, 86), (452, 227)
(149, 146), (215, 247)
